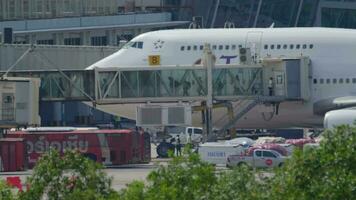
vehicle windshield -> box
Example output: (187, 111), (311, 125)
(123, 41), (144, 49)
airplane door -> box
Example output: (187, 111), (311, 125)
(245, 32), (263, 62)
(274, 71), (285, 96)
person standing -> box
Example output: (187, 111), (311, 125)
(268, 77), (274, 96)
(176, 135), (182, 156)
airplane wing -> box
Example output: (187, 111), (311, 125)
(313, 96), (356, 115)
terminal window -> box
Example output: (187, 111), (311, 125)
(64, 38), (81, 45)
(91, 36), (107, 46)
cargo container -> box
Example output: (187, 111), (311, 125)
(0, 138), (27, 172)
(6, 128), (150, 168)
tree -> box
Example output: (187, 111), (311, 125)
(0, 180), (14, 200)
(18, 150), (119, 200)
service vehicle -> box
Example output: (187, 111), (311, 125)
(166, 126), (203, 144)
(226, 149), (287, 168)
(5, 128), (151, 168)
(198, 142), (246, 165)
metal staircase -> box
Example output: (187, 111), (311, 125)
(217, 98), (261, 135)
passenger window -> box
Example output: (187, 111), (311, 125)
(283, 44), (287, 49)
(238, 44), (242, 48)
(296, 44), (300, 49)
(303, 44), (307, 49)
(310, 44), (314, 49)
(187, 46), (191, 51)
(225, 45), (229, 50)
(333, 78), (337, 84)
(200, 45), (204, 50)
(346, 78), (350, 83)
(212, 45), (217, 50)
(264, 44), (268, 49)
(255, 151), (262, 157)
(137, 42), (143, 49)
(353, 78), (356, 83)
(326, 79), (330, 84)
(194, 129), (203, 134)
(180, 46), (185, 51)
(232, 45), (237, 50)
(219, 45), (223, 50)
(263, 151), (277, 158)
(270, 44), (275, 49)
(187, 128), (193, 134)
(313, 79), (317, 84)
(339, 78), (344, 84)
(193, 45), (197, 50)
(290, 44), (294, 49)
(319, 79), (324, 84)
(277, 44), (281, 49)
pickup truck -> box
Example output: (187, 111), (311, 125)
(226, 149), (287, 168)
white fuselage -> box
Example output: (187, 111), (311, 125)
(87, 28), (356, 128)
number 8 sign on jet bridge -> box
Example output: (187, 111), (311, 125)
(149, 55), (161, 66)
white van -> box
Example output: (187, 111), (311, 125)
(166, 126), (203, 144)
(198, 142), (246, 165)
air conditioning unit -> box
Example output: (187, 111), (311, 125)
(239, 48), (252, 65)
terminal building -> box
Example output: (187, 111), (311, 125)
(2, 0), (356, 127)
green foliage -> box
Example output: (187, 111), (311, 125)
(18, 149), (118, 200)
(120, 125), (356, 200)
(0, 180), (14, 200)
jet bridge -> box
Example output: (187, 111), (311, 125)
(0, 48), (311, 141)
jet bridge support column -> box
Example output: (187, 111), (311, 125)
(203, 44), (215, 142)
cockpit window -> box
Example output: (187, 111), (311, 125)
(123, 41), (144, 49)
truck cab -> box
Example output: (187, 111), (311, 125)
(227, 149), (286, 168)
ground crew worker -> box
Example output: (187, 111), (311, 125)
(268, 77), (274, 96)
(176, 135), (182, 156)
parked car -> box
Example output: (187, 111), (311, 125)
(227, 149), (287, 168)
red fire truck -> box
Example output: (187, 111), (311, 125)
(5, 128), (151, 168)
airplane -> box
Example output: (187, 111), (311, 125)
(86, 27), (356, 129)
